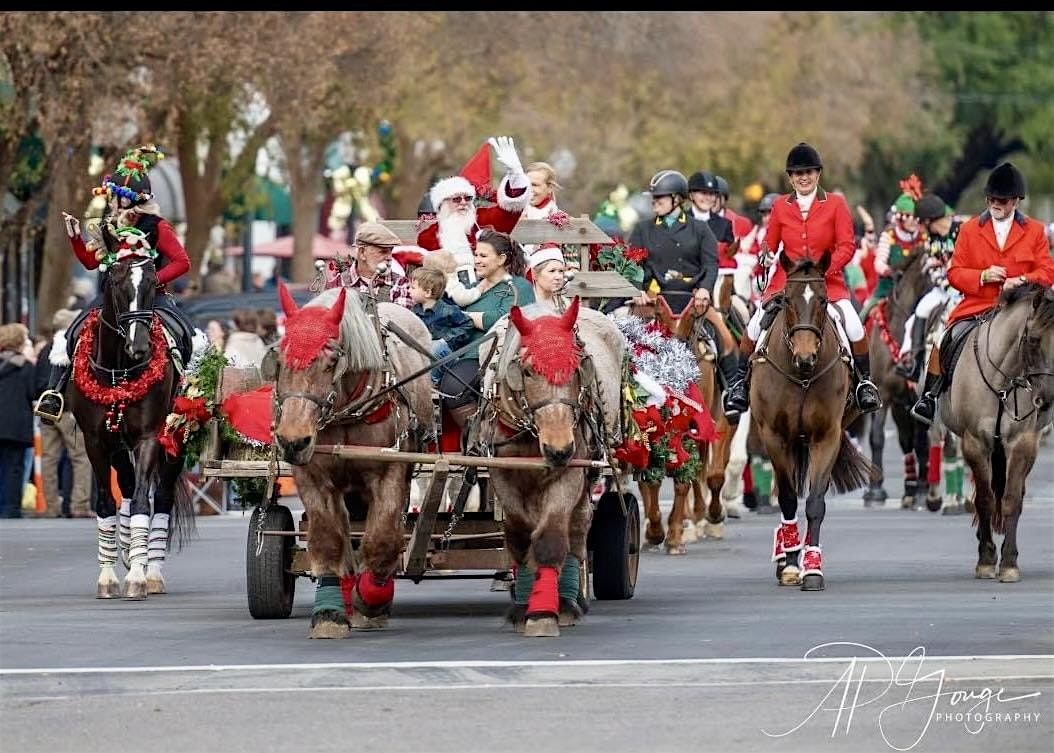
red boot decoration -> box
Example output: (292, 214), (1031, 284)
(772, 519), (801, 562)
(526, 566), (560, 617)
(801, 545), (823, 576)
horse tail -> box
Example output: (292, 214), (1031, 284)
(990, 439), (1007, 534)
(168, 474), (198, 551)
(830, 431), (876, 494)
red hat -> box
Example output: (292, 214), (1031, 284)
(428, 142), (495, 208)
(393, 245), (426, 272)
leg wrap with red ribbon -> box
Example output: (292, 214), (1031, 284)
(526, 565), (560, 618)
(353, 571), (395, 618)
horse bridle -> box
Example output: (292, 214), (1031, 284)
(758, 275), (845, 391)
(494, 360), (586, 442)
(974, 313), (1054, 430)
(91, 258), (158, 383)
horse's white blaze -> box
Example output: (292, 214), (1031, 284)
(128, 265), (144, 343)
(802, 285), (814, 304)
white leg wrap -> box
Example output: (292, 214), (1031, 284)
(148, 513), (170, 566)
(900, 314), (917, 356)
(97, 516), (118, 566)
(119, 499), (132, 558)
(129, 514), (150, 567)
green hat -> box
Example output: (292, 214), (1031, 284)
(892, 193), (916, 215)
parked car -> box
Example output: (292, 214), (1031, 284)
(177, 284), (316, 329)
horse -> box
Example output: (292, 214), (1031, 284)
(865, 248), (934, 509)
(653, 296), (732, 543)
(748, 253), (874, 590)
(272, 283), (434, 638)
(480, 297), (623, 637)
(937, 283), (1054, 583)
(67, 256), (194, 600)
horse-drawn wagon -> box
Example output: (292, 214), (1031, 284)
(196, 217), (645, 633)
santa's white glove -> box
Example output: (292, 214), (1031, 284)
(62, 212), (81, 239)
(488, 136), (523, 176)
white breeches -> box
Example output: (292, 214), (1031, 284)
(746, 298), (863, 346)
(914, 287), (948, 319)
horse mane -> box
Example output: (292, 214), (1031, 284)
(304, 287), (384, 373)
(786, 258), (824, 278)
(999, 281), (1051, 310)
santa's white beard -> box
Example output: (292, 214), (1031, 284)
(437, 205), (477, 269)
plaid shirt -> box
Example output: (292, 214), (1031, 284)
(325, 263), (414, 309)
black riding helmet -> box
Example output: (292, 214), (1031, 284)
(714, 175), (730, 199)
(785, 142), (823, 172)
(984, 162), (1026, 200)
(759, 192), (781, 213)
(649, 170), (689, 198)
(688, 171), (718, 194)
(914, 193), (949, 222)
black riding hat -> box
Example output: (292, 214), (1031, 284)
(914, 193), (949, 221)
(984, 162), (1026, 200)
(785, 142), (823, 172)
(649, 170), (689, 198)
(687, 171), (718, 193)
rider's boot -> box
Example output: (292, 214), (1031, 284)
(716, 351), (739, 393)
(852, 353), (882, 413)
(34, 365), (70, 426)
(895, 316), (929, 381)
(911, 371), (943, 426)
(723, 357), (751, 423)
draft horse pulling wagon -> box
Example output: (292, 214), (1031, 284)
(199, 218), (642, 637)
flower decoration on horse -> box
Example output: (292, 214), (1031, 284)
(593, 237), (648, 286)
(611, 315), (718, 484)
(157, 347), (229, 462)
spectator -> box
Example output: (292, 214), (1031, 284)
(224, 309), (268, 368)
(205, 319), (229, 352)
(256, 308), (279, 347)
(0, 323), (35, 518)
(34, 309), (93, 518)
(323, 222), (414, 308)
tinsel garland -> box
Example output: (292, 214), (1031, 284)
(613, 315), (700, 393)
(869, 300), (901, 362)
(72, 310), (169, 406)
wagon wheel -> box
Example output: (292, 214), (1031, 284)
(246, 504), (296, 619)
(589, 491), (640, 600)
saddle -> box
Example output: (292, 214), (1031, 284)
(939, 317), (983, 389)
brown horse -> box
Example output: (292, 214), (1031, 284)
(653, 296), (733, 543)
(68, 257), (194, 600)
(865, 248), (934, 508)
(272, 283), (433, 639)
(749, 253), (873, 590)
(938, 283), (1054, 582)
(481, 298), (623, 637)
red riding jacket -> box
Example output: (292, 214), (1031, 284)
(946, 211), (1054, 326)
(759, 189), (856, 303)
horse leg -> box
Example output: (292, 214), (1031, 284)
(303, 473), (352, 639)
(683, 480), (704, 543)
(83, 441), (120, 599)
(721, 414), (751, 518)
(912, 421), (931, 509)
(941, 433), (967, 515)
(997, 433), (1038, 583)
(504, 512), (533, 633)
(112, 449), (135, 570)
(865, 405), (888, 505)
(352, 464), (408, 629)
(800, 433), (841, 592)
(640, 482), (665, 548)
(703, 429), (731, 538)
(123, 439), (161, 600)
(666, 482), (690, 555)
(523, 482), (575, 638)
(893, 407), (919, 509)
(145, 453), (183, 594)
(773, 473), (802, 586)
(960, 434), (997, 579)
(560, 485), (591, 626)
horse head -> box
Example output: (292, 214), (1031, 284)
(507, 297), (583, 468)
(273, 282), (351, 464)
(105, 256), (158, 361)
(778, 251), (831, 373)
(889, 245), (930, 309)
(1008, 283), (1054, 388)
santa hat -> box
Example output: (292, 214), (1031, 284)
(529, 244), (565, 270)
(428, 142), (494, 208)
(393, 245), (426, 272)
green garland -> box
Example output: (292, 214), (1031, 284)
(179, 346), (229, 469)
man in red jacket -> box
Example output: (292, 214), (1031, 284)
(911, 162), (1054, 424)
(724, 143), (881, 421)
(34, 146), (193, 425)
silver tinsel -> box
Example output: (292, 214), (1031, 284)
(611, 314), (699, 393)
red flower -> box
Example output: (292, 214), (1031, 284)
(547, 210), (571, 229)
(614, 440), (650, 469)
(173, 396), (211, 424)
(158, 426), (183, 458)
(625, 246), (649, 263)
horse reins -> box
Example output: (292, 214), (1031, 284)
(973, 313), (1054, 434)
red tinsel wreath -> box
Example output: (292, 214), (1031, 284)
(870, 300), (901, 362)
(73, 310), (169, 405)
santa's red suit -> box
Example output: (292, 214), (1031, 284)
(415, 174), (530, 272)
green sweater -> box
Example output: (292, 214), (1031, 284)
(461, 275), (535, 360)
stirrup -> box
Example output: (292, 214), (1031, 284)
(855, 381), (882, 412)
(33, 390), (64, 423)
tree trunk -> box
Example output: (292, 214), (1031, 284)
(933, 123), (1024, 208)
(285, 135), (327, 284)
(37, 141), (92, 328)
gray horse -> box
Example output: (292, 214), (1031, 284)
(939, 284), (1054, 583)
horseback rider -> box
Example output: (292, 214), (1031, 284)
(628, 170), (738, 389)
(858, 182), (923, 322)
(34, 145), (193, 426)
(723, 142), (883, 422)
(910, 162), (1054, 425)
(894, 192), (961, 382)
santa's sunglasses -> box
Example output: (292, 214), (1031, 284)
(448, 195), (473, 205)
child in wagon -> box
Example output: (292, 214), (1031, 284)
(409, 266), (475, 385)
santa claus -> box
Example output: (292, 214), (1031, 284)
(416, 136), (531, 289)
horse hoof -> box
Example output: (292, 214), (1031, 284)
(146, 577), (167, 595)
(801, 574), (825, 591)
(642, 543), (663, 553)
(863, 487), (887, 503)
(703, 521), (725, 540)
(310, 620), (351, 639)
(645, 531), (666, 547)
(122, 582), (148, 601)
(96, 582), (121, 599)
(925, 494), (943, 513)
(998, 568), (1020, 583)
(901, 495), (916, 510)
(665, 544), (687, 555)
(523, 616), (560, 638)
(942, 502), (965, 516)
(558, 610), (578, 628)
(350, 612), (389, 630)
(975, 565), (996, 579)
(681, 522), (699, 543)
(779, 567), (801, 586)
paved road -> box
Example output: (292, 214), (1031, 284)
(2, 442), (1052, 752)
